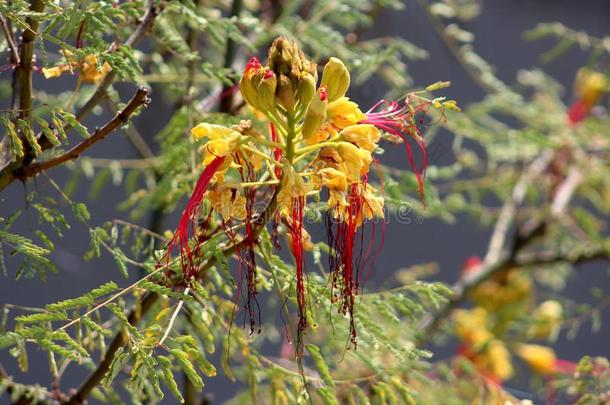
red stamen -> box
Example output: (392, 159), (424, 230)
(162, 156), (226, 282)
(362, 99), (431, 203)
(290, 196), (307, 357)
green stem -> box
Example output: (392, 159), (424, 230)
(285, 109), (297, 163)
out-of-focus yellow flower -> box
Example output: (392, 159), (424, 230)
(207, 187), (247, 222)
(327, 97), (366, 129)
(42, 51), (110, 84)
(575, 68), (608, 106)
(42, 66), (69, 79)
(340, 124), (380, 152)
(454, 307), (493, 348)
(529, 300), (562, 340)
(336, 142), (372, 181)
(80, 54), (111, 84)
(469, 270), (532, 312)
(515, 344), (557, 375)
(483, 340), (514, 381)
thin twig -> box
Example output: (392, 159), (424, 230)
(158, 287), (190, 347)
(0, 14), (20, 65)
(482, 151), (554, 268)
(17, 87), (150, 180)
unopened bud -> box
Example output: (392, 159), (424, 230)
(269, 37), (298, 76)
(277, 74), (296, 110)
(239, 57), (277, 112)
(302, 85), (328, 141)
(320, 57), (350, 102)
(297, 72), (316, 108)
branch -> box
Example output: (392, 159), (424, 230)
(416, 152), (582, 342)
(16, 87), (150, 181)
(14, 0), (45, 122)
(0, 0), (163, 192)
(0, 14), (20, 65)
(218, 0), (243, 113)
(514, 245), (610, 268)
(64, 191), (278, 405)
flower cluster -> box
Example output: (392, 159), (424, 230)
(454, 257), (572, 385)
(161, 37), (454, 355)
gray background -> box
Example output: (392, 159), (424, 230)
(1, 0), (609, 403)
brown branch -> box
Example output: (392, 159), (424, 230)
(0, 0), (163, 192)
(14, 0), (45, 122)
(64, 191), (278, 405)
(16, 87), (150, 181)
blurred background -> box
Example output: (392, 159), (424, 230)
(2, 0), (609, 403)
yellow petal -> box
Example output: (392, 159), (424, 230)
(340, 124), (380, 152)
(191, 123), (240, 141)
(515, 344), (556, 375)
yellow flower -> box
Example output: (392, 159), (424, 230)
(529, 300), (562, 340)
(191, 123), (243, 166)
(277, 164), (311, 215)
(318, 168), (349, 212)
(336, 142), (372, 181)
(515, 344), (556, 375)
(307, 124), (337, 146)
(340, 124), (380, 152)
(327, 97), (366, 129)
(80, 54), (111, 84)
(207, 187), (247, 221)
(575, 68), (607, 106)
(485, 340), (514, 381)
(42, 66), (69, 79)
(454, 307), (493, 348)
(42, 52), (111, 84)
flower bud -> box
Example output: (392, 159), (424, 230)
(240, 57), (262, 108)
(277, 74), (296, 110)
(239, 57), (277, 112)
(297, 72), (316, 108)
(269, 37), (298, 76)
(320, 57), (350, 102)
(302, 86), (328, 142)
